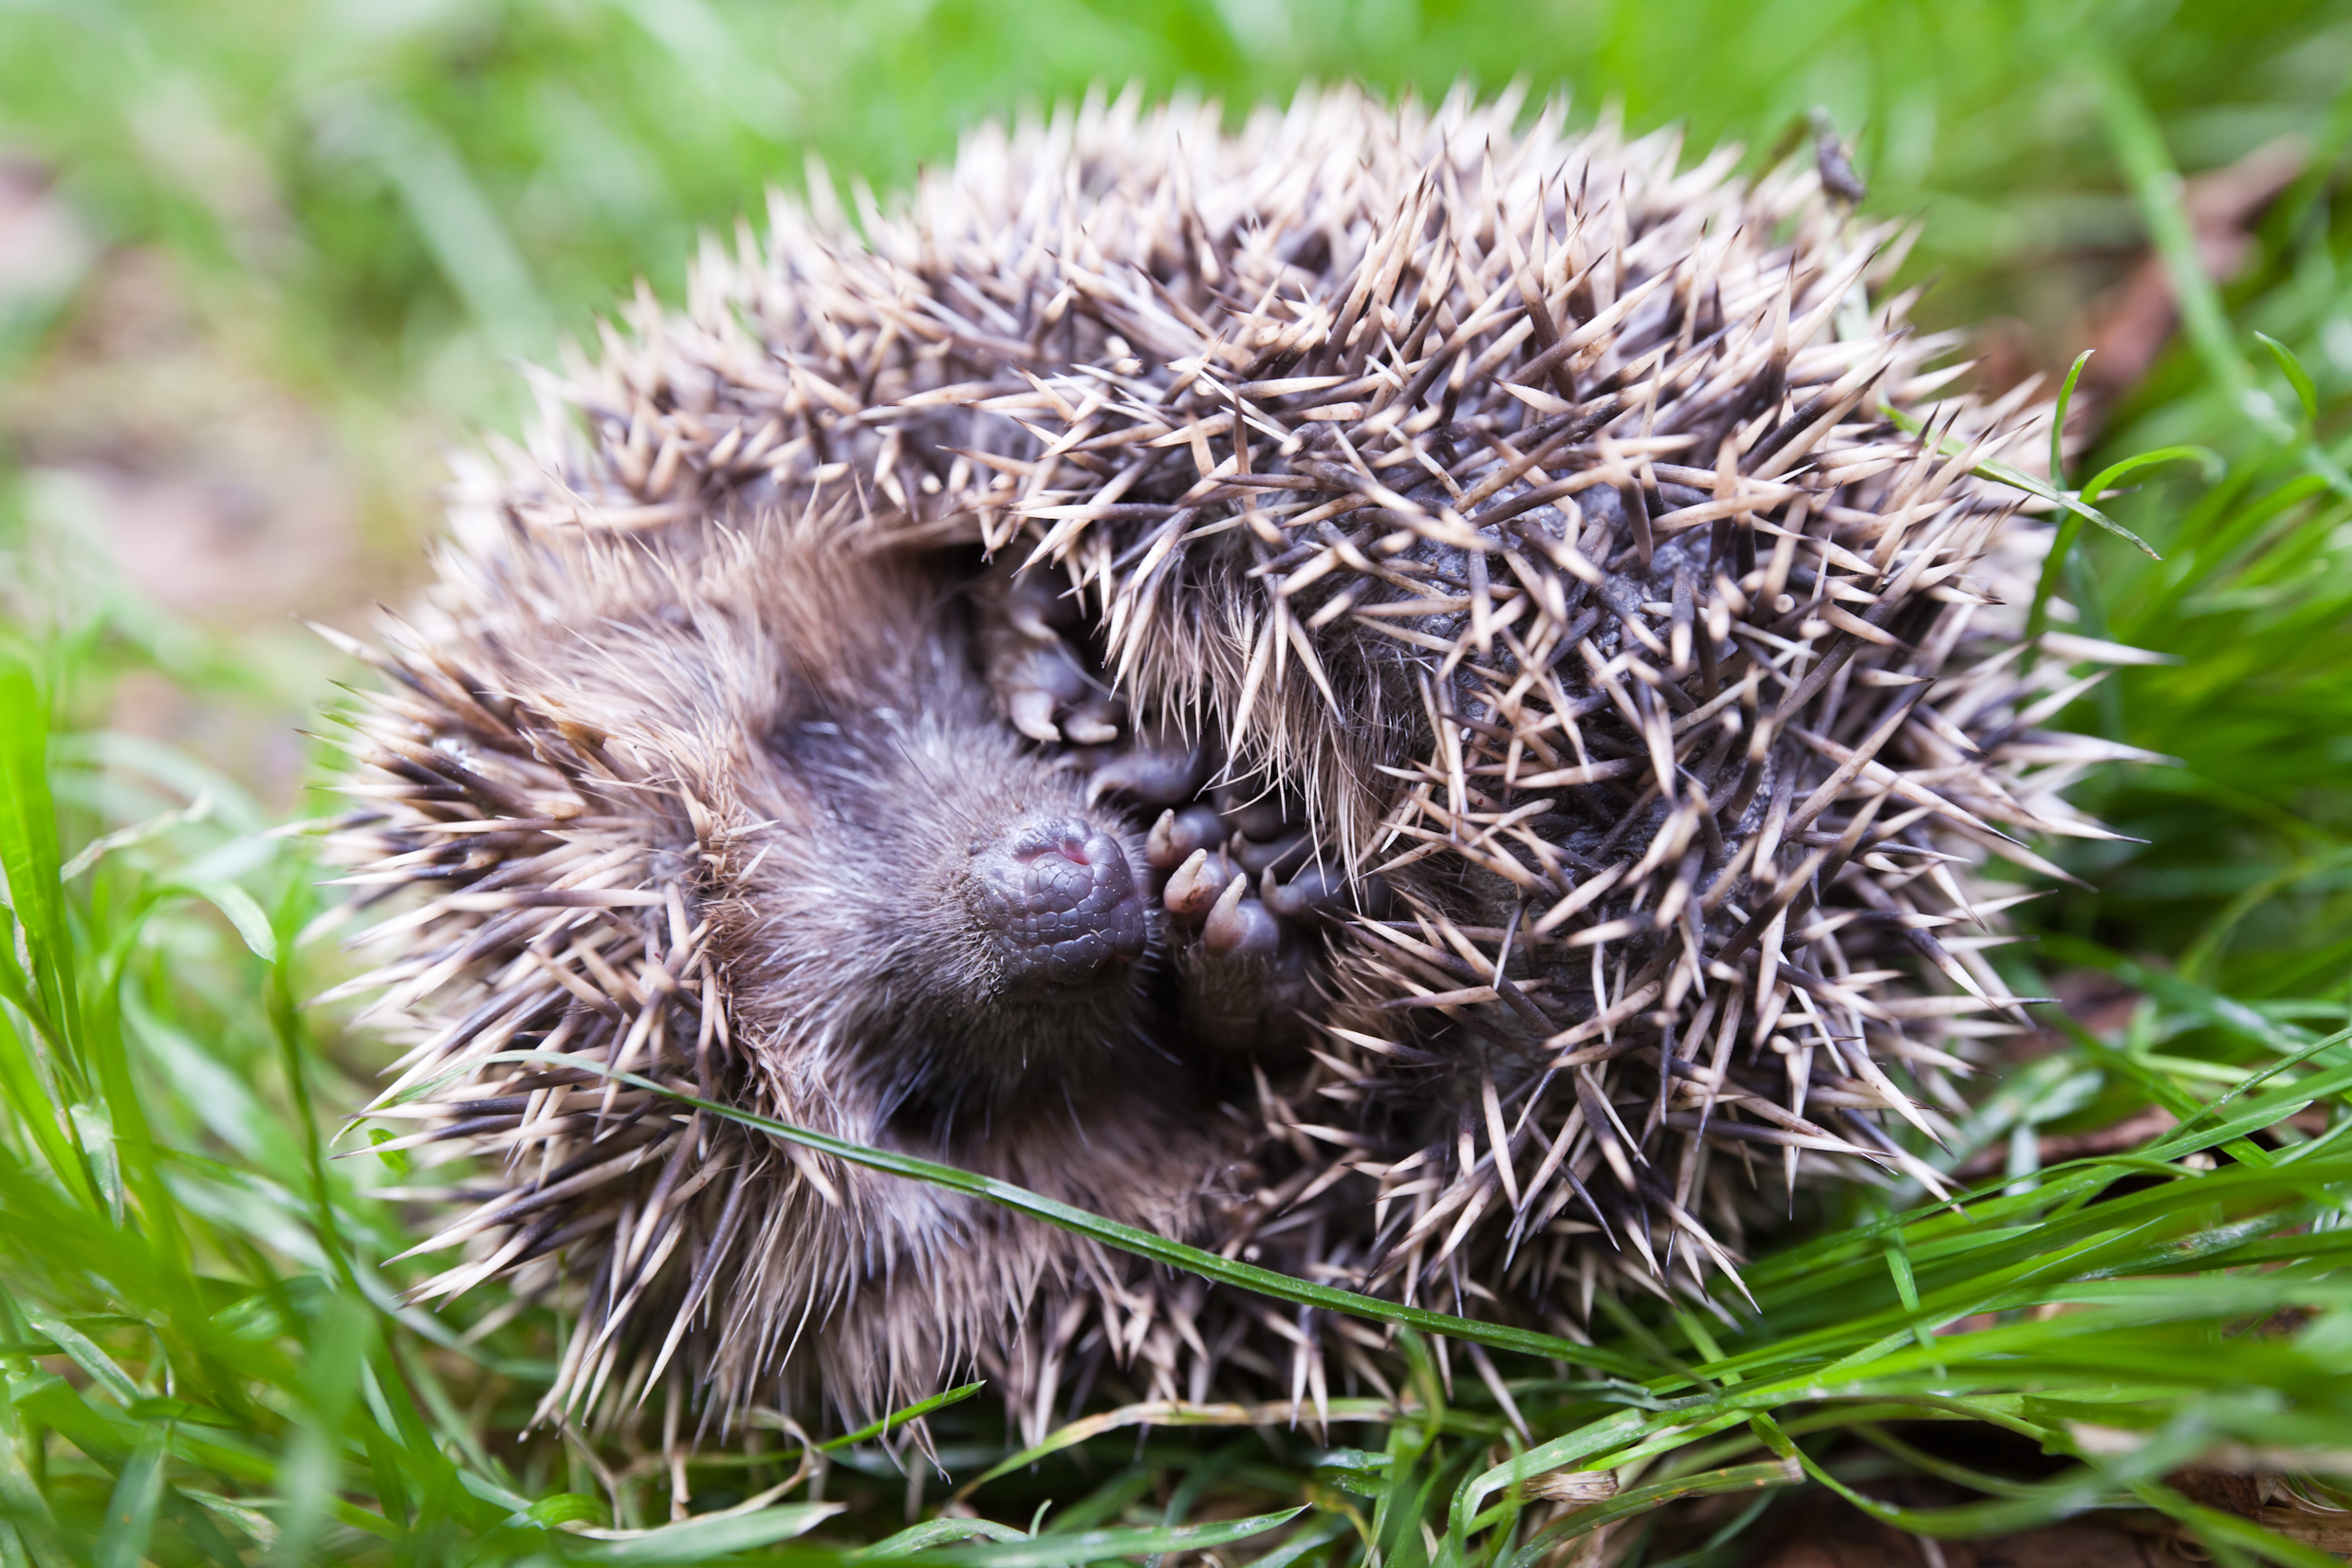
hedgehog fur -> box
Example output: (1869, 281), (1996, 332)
(323, 83), (2144, 1454)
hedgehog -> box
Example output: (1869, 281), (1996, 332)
(320, 83), (2142, 1456)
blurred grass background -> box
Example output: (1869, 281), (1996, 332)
(0, 0), (2344, 801)
(3, 1), (2352, 1564)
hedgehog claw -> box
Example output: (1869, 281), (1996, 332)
(1062, 699), (1122, 747)
(1162, 846), (1238, 920)
(1233, 829), (1310, 877)
(1182, 922), (1314, 1051)
(1147, 805), (1227, 871)
(1213, 782), (1296, 841)
(1009, 689), (1062, 743)
(978, 560), (1113, 747)
(1090, 723), (1213, 805)
(1262, 863), (1347, 923)
(1202, 878), (1284, 959)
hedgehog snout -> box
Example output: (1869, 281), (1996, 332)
(966, 816), (1149, 992)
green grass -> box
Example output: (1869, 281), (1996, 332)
(4, 2), (2352, 1564)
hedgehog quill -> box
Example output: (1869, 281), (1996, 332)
(322, 84), (2144, 1453)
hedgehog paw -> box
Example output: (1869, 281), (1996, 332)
(1179, 922), (1318, 1053)
(975, 558), (1117, 745)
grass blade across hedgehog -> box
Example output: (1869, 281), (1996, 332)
(319, 84), (2148, 1449)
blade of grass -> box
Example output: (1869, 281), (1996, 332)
(2129, 1483), (2349, 1568)
(820, 1381), (987, 1454)
(856, 1519), (1030, 1557)
(571, 1503), (843, 1563)
(91, 1431), (167, 1568)
(2027, 446), (2222, 646)
(1499, 1460), (1801, 1568)
(902, 1507), (1306, 1567)
(1880, 404), (2159, 558)
(2254, 334), (2320, 428)
(423, 1051), (1649, 1378)
(2093, 56), (2255, 402)
(2050, 349), (2095, 489)
(962, 1399), (1407, 1493)
(0, 656), (88, 1090)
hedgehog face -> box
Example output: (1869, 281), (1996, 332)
(723, 597), (1169, 1126)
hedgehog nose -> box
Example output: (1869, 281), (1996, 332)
(967, 817), (1148, 992)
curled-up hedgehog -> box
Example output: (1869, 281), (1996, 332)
(323, 83), (2145, 1450)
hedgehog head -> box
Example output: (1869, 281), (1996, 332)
(732, 634), (1160, 1118)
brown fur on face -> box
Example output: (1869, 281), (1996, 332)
(713, 547), (1164, 1123)
(343, 509), (1230, 1432)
